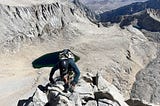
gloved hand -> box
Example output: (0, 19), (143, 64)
(49, 77), (55, 84)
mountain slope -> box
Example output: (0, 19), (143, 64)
(79, 0), (147, 13)
(118, 9), (160, 31)
(100, 0), (160, 22)
(131, 49), (160, 105)
(99, 0), (160, 31)
(0, 0), (158, 106)
(0, 1), (80, 54)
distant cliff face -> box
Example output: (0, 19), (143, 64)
(97, 0), (160, 105)
(78, 0), (147, 13)
(100, 0), (160, 21)
(73, 0), (100, 23)
(118, 9), (160, 32)
(99, 0), (160, 31)
(0, 0), (101, 54)
(0, 1), (81, 54)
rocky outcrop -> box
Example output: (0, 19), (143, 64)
(130, 47), (160, 105)
(73, 0), (100, 24)
(147, 9), (160, 22)
(18, 73), (129, 106)
(141, 30), (160, 43)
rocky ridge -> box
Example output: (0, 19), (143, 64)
(129, 43), (160, 105)
(118, 9), (160, 32)
(73, 0), (100, 24)
(0, 0), (86, 54)
(78, 0), (147, 13)
(0, 0), (159, 106)
(18, 73), (129, 106)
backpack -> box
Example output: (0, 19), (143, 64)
(59, 49), (75, 61)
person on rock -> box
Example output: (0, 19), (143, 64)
(49, 49), (80, 93)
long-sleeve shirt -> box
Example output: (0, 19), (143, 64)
(49, 58), (80, 84)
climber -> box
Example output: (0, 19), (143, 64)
(49, 49), (80, 93)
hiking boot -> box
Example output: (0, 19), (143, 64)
(62, 89), (68, 93)
(63, 83), (69, 93)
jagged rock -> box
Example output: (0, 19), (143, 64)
(97, 74), (128, 106)
(73, 0), (100, 23)
(75, 79), (95, 94)
(85, 100), (97, 106)
(68, 92), (82, 106)
(98, 99), (119, 106)
(21, 73), (128, 106)
(29, 88), (48, 106)
(0, 1), (158, 106)
(130, 52), (160, 105)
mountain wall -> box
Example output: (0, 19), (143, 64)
(73, 0), (100, 24)
(99, 0), (160, 33)
(0, 0), (85, 54)
(131, 48), (160, 105)
(100, 0), (160, 22)
(119, 9), (160, 32)
(79, 0), (147, 13)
